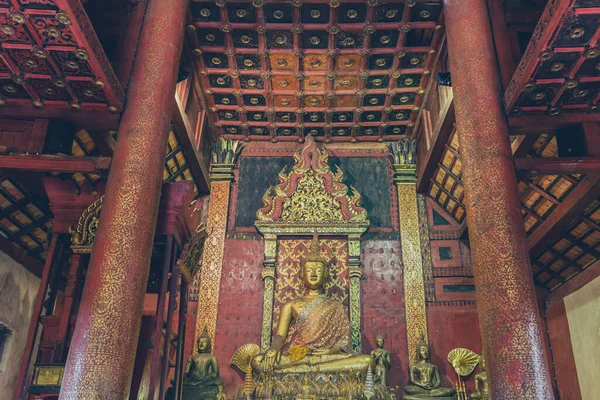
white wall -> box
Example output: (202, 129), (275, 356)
(564, 275), (600, 400)
(0, 250), (40, 395)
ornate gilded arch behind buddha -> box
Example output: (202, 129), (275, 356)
(254, 134), (369, 353)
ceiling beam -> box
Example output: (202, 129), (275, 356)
(527, 174), (600, 257)
(509, 113), (600, 134)
(0, 154), (111, 175)
(172, 97), (210, 194)
(515, 156), (600, 177)
(87, 130), (117, 157)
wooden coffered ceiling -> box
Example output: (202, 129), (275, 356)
(505, 0), (600, 118)
(187, 0), (444, 142)
(0, 0), (124, 115)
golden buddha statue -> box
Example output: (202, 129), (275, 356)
(403, 337), (456, 400)
(470, 356), (488, 399)
(178, 327), (226, 400)
(251, 233), (375, 374)
(371, 332), (392, 387)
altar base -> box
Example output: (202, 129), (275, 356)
(234, 372), (394, 400)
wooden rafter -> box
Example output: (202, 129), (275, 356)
(516, 156), (600, 177)
(528, 174), (600, 257)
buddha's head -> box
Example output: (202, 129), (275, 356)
(480, 355), (486, 371)
(376, 332), (384, 349)
(416, 335), (430, 362)
(300, 232), (329, 290)
(197, 326), (212, 354)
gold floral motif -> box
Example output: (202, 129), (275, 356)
(256, 135), (368, 225)
(195, 180), (232, 348)
(395, 168), (428, 364)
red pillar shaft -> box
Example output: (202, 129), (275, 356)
(443, 1), (554, 398)
(59, 0), (187, 397)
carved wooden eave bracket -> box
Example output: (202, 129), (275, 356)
(255, 135), (369, 236)
(69, 195), (104, 254)
(176, 224), (207, 283)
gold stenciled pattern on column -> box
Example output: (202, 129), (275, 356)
(195, 138), (243, 349)
(397, 183), (428, 364)
(392, 138), (428, 364)
(195, 180), (231, 349)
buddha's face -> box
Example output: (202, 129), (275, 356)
(481, 356), (486, 370)
(376, 337), (384, 348)
(198, 337), (210, 353)
(418, 344), (430, 361)
(302, 261), (327, 290)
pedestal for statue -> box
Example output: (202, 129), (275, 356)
(233, 371), (392, 400)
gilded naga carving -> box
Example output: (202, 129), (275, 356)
(69, 195), (104, 254)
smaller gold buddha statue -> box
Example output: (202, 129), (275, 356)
(371, 332), (392, 387)
(403, 337), (456, 400)
(470, 356), (488, 399)
(180, 327), (226, 400)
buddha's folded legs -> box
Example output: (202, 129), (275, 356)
(404, 385), (456, 398)
(251, 353), (375, 374)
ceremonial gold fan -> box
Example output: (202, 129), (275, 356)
(447, 348), (480, 377)
(230, 344), (261, 395)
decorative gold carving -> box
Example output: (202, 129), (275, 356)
(70, 196), (104, 254)
(177, 225), (207, 283)
(256, 135), (368, 226)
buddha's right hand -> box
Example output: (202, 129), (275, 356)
(263, 348), (281, 373)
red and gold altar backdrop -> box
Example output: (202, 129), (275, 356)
(274, 239), (349, 324)
(210, 142), (482, 396)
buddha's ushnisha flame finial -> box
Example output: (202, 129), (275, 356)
(305, 231), (327, 264)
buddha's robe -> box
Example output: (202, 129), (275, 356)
(289, 294), (350, 354)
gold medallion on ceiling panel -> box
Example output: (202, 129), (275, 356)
(303, 54), (328, 71)
(304, 95), (325, 107)
(274, 95), (295, 107)
(334, 76), (358, 90)
(336, 54), (361, 70)
(302, 76), (326, 91)
(272, 75), (295, 91)
(269, 54), (294, 70)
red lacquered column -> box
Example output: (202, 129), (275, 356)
(59, 0), (187, 397)
(443, 0), (554, 398)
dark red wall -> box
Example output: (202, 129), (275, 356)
(213, 238), (264, 395)
(427, 304), (482, 392)
(361, 239), (408, 390)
